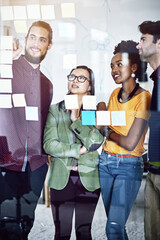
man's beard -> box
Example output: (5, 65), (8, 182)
(24, 48), (47, 64)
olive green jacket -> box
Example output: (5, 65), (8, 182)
(43, 101), (104, 191)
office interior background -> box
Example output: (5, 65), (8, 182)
(1, 0), (160, 105)
(0, 0), (160, 239)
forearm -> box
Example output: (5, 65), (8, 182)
(43, 138), (81, 158)
(109, 118), (148, 151)
(109, 131), (136, 151)
(70, 119), (104, 151)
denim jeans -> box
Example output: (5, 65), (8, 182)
(99, 150), (144, 240)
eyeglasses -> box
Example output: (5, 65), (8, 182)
(67, 74), (90, 83)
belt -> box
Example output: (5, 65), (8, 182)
(104, 151), (137, 158)
(149, 164), (160, 170)
(148, 164), (160, 174)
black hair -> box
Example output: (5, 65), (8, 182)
(113, 40), (148, 82)
(26, 21), (53, 44)
(69, 65), (95, 95)
(138, 20), (160, 43)
(59, 65), (95, 110)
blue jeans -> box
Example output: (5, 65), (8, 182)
(99, 150), (144, 240)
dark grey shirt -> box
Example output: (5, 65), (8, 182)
(0, 55), (53, 172)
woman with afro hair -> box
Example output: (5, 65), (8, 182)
(99, 40), (151, 240)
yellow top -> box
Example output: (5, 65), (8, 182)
(103, 88), (152, 156)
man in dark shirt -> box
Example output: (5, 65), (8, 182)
(137, 20), (160, 240)
(0, 21), (53, 239)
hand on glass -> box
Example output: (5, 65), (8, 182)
(12, 38), (23, 60)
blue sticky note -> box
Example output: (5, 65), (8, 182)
(81, 111), (96, 125)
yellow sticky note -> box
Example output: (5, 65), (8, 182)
(61, 3), (75, 18)
(12, 94), (26, 107)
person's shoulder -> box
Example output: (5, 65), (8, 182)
(143, 90), (152, 105)
(139, 89), (152, 99)
(136, 89), (152, 107)
(110, 87), (121, 97)
(40, 71), (53, 87)
(12, 55), (23, 68)
(50, 100), (65, 112)
(144, 90), (152, 98)
(40, 71), (50, 81)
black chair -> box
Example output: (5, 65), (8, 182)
(0, 169), (32, 240)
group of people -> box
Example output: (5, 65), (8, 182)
(0, 19), (160, 240)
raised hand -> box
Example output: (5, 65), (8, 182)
(12, 38), (23, 59)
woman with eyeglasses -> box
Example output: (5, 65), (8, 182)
(43, 65), (104, 240)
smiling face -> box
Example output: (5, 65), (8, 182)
(111, 53), (136, 84)
(25, 26), (52, 66)
(68, 68), (91, 96)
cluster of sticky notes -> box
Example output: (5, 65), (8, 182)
(0, 36), (13, 109)
(64, 95), (126, 126)
(12, 94), (38, 121)
(0, 36), (39, 121)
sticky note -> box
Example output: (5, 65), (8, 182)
(0, 94), (12, 108)
(27, 5), (41, 19)
(96, 111), (111, 125)
(0, 65), (13, 78)
(64, 95), (78, 109)
(0, 36), (13, 50)
(14, 21), (28, 34)
(83, 95), (96, 110)
(13, 6), (27, 20)
(61, 3), (75, 18)
(41, 5), (55, 20)
(12, 94), (26, 107)
(111, 111), (126, 126)
(0, 50), (13, 64)
(81, 111), (96, 125)
(0, 6), (14, 21)
(0, 79), (12, 93)
(25, 106), (38, 121)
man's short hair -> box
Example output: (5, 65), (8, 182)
(138, 20), (160, 43)
(26, 21), (53, 44)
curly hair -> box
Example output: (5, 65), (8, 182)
(113, 40), (147, 82)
